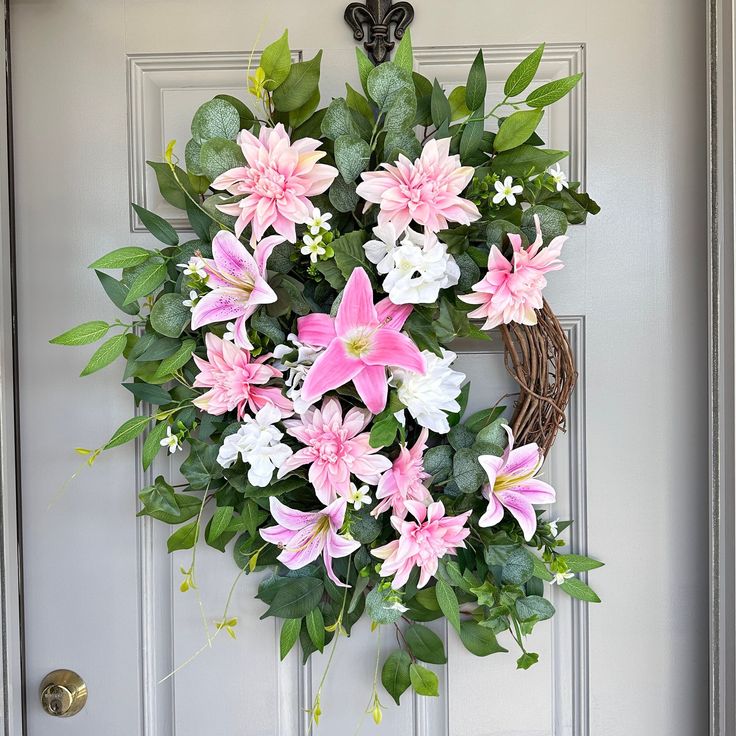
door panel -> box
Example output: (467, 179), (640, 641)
(11, 1), (707, 734)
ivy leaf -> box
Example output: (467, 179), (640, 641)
(435, 579), (461, 633)
(381, 650), (412, 705)
(517, 652), (540, 670)
(50, 321), (110, 346)
(80, 334), (127, 376)
(131, 203), (179, 246)
(405, 624), (447, 664)
(280, 618), (302, 660)
(89, 247), (152, 270)
(409, 664), (439, 697)
(180, 439), (224, 490)
(139, 475), (178, 517)
(504, 44), (545, 97)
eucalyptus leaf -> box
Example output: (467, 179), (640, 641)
(334, 134), (371, 182)
(191, 98), (240, 143)
(322, 98), (359, 140)
(367, 62), (413, 110)
(199, 138), (246, 181)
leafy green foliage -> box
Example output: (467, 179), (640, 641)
(272, 50), (323, 112)
(50, 321), (110, 346)
(382, 650), (412, 705)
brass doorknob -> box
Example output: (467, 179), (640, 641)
(40, 669), (87, 717)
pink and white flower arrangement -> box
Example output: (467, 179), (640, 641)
(55, 29), (600, 719)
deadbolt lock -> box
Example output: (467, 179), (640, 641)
(40, 670), (87, 717)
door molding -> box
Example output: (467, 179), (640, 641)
(0, 0), (25, 734)
(709, 1), (735, 734)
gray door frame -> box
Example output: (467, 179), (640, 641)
(0, 1), (727, 734)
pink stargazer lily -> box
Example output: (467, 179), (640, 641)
(355, 138), (481, 233)
(259, 497), (360, 587)
(458, 215), (566, 330)
(192, 332), (292, 419)
(211, 123), (339, 242)
(278, 397), (392, 505)
(372, 500), (471, 590)
(372, 428), (432, 519)
(190, 230), (284, 350)
(298, 267), (425, 414)
(477, 425), (556, 541)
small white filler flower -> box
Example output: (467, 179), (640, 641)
(160, 426), (182, 454)
(493, 175), (523, 206)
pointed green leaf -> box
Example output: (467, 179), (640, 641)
(306, 607), (325, 652)
(409, 664), (438, 697)
(526, 73), (583, 108)
(465, 50), (487, 111)
(262, 577), (324, 619)
(142, 420), (169, 469)
(96, 271), (139, 315)
(150, 292), (192, 338)
(131, 203), (179, 246)
(435, 579), (461, 633)
(405, 624), (447, 664)
(80, 334), (127, 376)
(381, 650), (412, 705)
(167, 521), (198, 552)
(139, 475), (179, 516)
(355, 47), (374, 97)
(505, 44), (545, 97)
(260, 30), (292, 90)
(207, 505), (234, 544)
(123, 260), (168, 304)
(104, 414), (152, 449)
(89, 247), (152, 270)
(493, 108), (544, 152)
(560, 577), (601, 603)
(272, 50), (322, 112)
(279, 618), (302, 660)
(459, 621), (507, 656)
(430, 80), (451, 128)
(393, 28), (413, 73)
(50, 320), (110, 346)
(561, 554), (604, 572)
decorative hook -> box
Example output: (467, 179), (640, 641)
(344, 0), (415, 64)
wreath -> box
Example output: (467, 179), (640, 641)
(52, 30), (602, 725)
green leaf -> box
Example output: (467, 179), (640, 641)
(185, 198), (213, 241)
(332, 231), (371, 280)
(122, 382), (172, 405)
(367, 62), (413, 110)
(146, 161), (194, 210)
(272, 50), (322, 112)
(464, 406), (504, 434)
(142, 421), (169, 469)
(526, 73), (583, 108)
(96, 271), (139, 315)
(366, 586), (404, 625)
(261, 30), (292, 90)
(150, 293), (192, 338)
(494, 109), (544, 152)
(465, 50), (487, 111)
(369, 414), (399, 449)
(288, 88), (320, 130)
(279, 617), (301, 660)
(180, 439), (224, 490)
(139, 476), (179, 517)
(409, 664), (438, 697)
(383, 86), (417, 132)
(237, 499), (268, 537)
(459, 621), (507, 656)
(199, 138), (246, 181)
(504, 44), (545, 97)
(191, 98), (240, 143)
(381, 650), (412, 705)
(448, 424), (475, 450)
(334, 134), (371, 182)
(435, 579), (461, 633)
(315, 258), (346, 290)
(50, 320), (110, 346)
(562, 554), (605, 573)
(459, 112), (484, 159)
(322, 98), (359, 140)
(349, 511), (382, 544)
(214, 94), (255, 130)
(393, 28), (413, 72)
(490, 145), (568, 178)
(133, 334), (180, 361)
(515, 595), (555, 622)
(185, 138), (204, 176)
(104, 414), (152, 449)
(430, 80), (451, 128)
(89, 247), (152, 270)
(521, 204), (568, 242)
(251, 309), (285, 344)
(405, 624), (446, 664)
(166, 521), (198, 552)
(448, 86), (470, 121)
(452, 447), (486, 493)
(560, 577), (601, 603)
(207, 505), (234, 544)
(328, 176), (359, 213)
(423, 444), (453, 483)
(346, 83), (375, 122)
(517, 652), (539, 669)
(123, 260), (168, 304)
(139, 493), (202, 524)
(262, 577), (324, 619)
(306, 607), (325, 652)
(383, 130), (421, 162)
(131, 203), (179, 246)
(80, 334), (127, 376)
(154, 339), (195, 378)
(502, 547), (535, 585)
(355, 47), (374, 97)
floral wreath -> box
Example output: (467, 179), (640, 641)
(52, 30), (602, 726)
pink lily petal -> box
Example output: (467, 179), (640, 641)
(253, 234), (287, 273)
(352, 364), (388, 414)
(297, 313), (337, 347)
(497, 491), (538, 541)
(335, 268), (378, 335)
(376, 298), (413, 331)
(211, 230), (255, 282)
(190, 288), (249, 330)
(268, 497), (317, 530)
(478, 491), (504, 527)
(365, 330), (426, 373)
(300, 340), (363, 403)
(513, 478), (556, 504)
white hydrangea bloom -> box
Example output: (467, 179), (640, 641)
(390, 349), (466, 434)
(272, 334), (323, 414)
(216, 403), (292, 486)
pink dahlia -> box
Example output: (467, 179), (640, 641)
(211, 123), (338, 242)
(372, 500), (471, 589)
(260, 497), (360, 587)
(192, 333), (292, 419)
(458, 214), (566, 329)
(372, 428), (432, 519)
(297, 267), (425, 414)
(278, 397), (392, 505)
(355, 137), (481, 233)
(477, 425), (556, 541)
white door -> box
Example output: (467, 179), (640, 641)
(11, 1), (708, 734)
